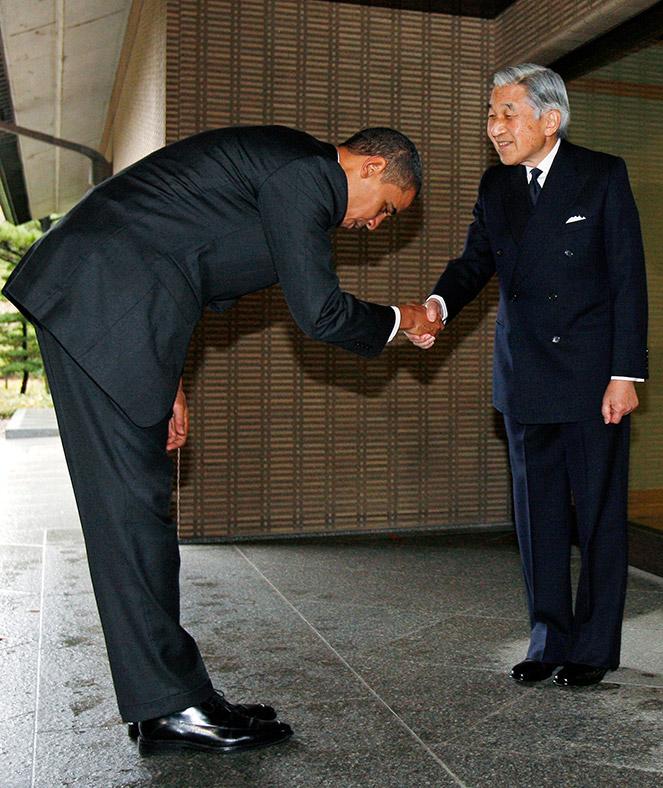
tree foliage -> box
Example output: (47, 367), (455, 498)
(0, 216), (59, 393)
(0, 218), (43, 267)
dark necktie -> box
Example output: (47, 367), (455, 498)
(529, 167), (542, 206)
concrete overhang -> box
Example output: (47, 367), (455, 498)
(0, 0), (131, 220)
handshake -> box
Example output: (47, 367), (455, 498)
(398, 300), (444, 349)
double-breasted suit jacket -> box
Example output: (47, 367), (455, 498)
(432, 139), (648, 422)
(3, 126), (396, 427)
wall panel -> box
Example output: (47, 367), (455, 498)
(164, 0), (655, 540)
(167, 0), (509, 540)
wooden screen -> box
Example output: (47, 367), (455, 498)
(166, 0), (512, 540)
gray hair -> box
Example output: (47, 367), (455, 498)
(492, 63), (570, 138)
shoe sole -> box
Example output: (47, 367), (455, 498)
(129, 715), (279, 740)
(137, 730), (293, 756)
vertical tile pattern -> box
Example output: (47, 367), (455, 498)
(166, 0), (508, 539)
(136, 0), (656, 539)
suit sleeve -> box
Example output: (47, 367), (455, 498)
(603, 157), (648, 380)
(257, 157), (395, 357)
(430, 174), (496, 322)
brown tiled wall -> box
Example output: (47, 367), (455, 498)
(166, 0), (509, 539)
(160, 0), (656, 539)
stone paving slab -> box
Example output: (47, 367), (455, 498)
(2, 434), (663, 787)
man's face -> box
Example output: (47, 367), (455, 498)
(487, 83), (557, 167)
(341, 157), (416, 231)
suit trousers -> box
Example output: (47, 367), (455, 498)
(504, 415), (630, 669)
(36, 326), (213, 722)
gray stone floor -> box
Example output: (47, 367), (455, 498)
(1, 435), (662, 788)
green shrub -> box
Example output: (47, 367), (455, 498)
(0, 216), (59, 395)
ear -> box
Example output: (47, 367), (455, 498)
(544, 109), (561, 137)
(360, 156), (388, 179)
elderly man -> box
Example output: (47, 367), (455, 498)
(410, 65), (647, 687)
(3, 125), (440, 753)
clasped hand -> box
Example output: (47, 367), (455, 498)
(400, 300), (443, 348)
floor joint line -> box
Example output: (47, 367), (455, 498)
(234, 546), (468, 787)
(30, 528), (48, 788)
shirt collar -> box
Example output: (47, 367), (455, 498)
(525, 137), (561, 181)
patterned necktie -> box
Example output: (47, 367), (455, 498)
(529, 167), (542, 206)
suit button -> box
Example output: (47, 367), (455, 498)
(564, 249), (574, 257)
(496, 249), (504, 256)
(547, 292), (558, 301)
(510, 292), (518, 301)
(552, 336), (561, 343)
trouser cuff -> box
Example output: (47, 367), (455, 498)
(118, 679), (215, 723)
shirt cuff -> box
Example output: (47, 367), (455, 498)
(387, 306), (401, 342)
(611, 376), (645, 382)
(426, 295), (448, 323)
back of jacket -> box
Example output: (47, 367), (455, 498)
(3, 126), (394, 426)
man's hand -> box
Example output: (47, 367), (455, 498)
(403, 300), (443, 349)
(398, 302), (443, 340)
(167, 379), (190, 451)
(601, 380), (639, 425)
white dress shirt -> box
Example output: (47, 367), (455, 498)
(426, 139), (642, 381)
(387, 306), (401, 342)
(525, 137), (561, 187)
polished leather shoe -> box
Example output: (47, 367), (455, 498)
(128, 694), (277, 739)
(553, 663), (608, 687)
(510, 659), (559, 683)
(135, 692), (293, 754)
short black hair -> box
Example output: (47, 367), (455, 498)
(340, 127), (422, 195)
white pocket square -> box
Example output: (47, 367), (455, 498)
(565, 215), (586, 224)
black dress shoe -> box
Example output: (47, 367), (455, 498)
(553, 664), (608, 687)
(509, 659), (559, 683)
(127, 694), (277, 739)
(135, 692), (293, 754)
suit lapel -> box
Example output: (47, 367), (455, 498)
(525, 140), (583, 235)
(507, 141), (590, 290)
(496, 165), (530, 290)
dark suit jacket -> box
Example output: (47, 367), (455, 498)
(3, 126), (395, 426)
(432, 139), (648, 423)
